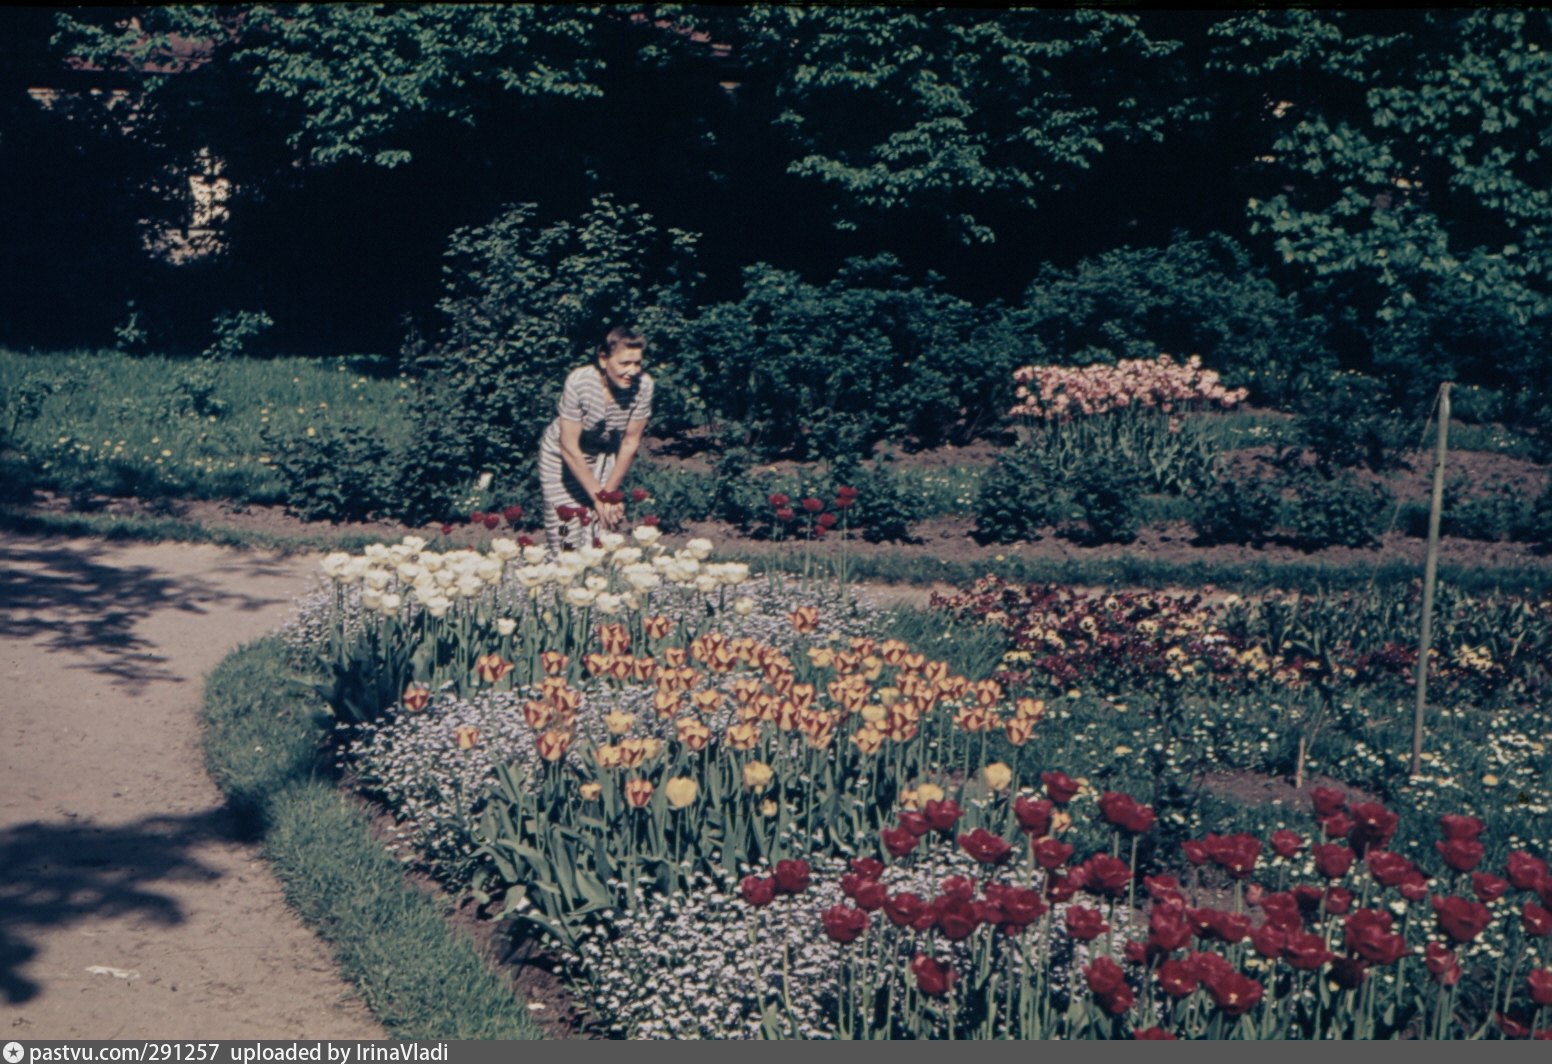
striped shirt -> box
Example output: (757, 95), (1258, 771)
(539, 366), (654, 457)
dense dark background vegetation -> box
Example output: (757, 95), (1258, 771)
(3, 7), (1549, 485)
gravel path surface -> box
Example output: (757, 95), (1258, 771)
(0, 533), (382, 1040)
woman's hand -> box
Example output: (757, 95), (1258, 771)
(594, 497), (625, 530)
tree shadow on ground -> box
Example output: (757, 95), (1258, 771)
(0, 534), (305, 692)
(0, 809), (235, 1005)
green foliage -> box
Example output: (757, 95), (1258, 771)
(679, 256), (1013, 458)
(1529, 475), (1552, 553)
(1190, 469), (1282, 547)
(1288, 470), (1392, 550)
(1011, 235), (1332, 403)
(1065, 457), (1145, 546)
(416, 194), (699, 483)
(267, 423), (395, 524)
(733, 6), (1190, 241)
(1292, 372), (1407, 473)
(974, 440), (1068, 544)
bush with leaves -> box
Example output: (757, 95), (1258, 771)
(268, 423), (396, 524)
(1064, 455), (1146, 545)
(1293, 372), (1408, 474)
(1288, 470), (1392, 551)
(677, 256), (1015, 459)
(1190, 467), (1283, 547)
(974, 441), (1071, 544)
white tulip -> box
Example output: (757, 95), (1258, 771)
(565, 586), (597, 607)
(364, 543), (391, 561)
(611, 547), (643, 567)
(496, 617), (517, 636)
(361, 588), (383, 611)
(456, 575), (486, 599)
(340, 558), (371, 585)
(400, 535), (427, 552)
(379, 593), (402, 614)
(320, 552), (352, 578)
(420, 553), (444, 573)
(522, 545), (549, 564)
(622, 591), (640, 611)
(396, 562), (423, 581)
(624, 570), (661, 593)
(632, 525), (662, 547)
(595, 592), (624, 614)
(434, 568), (456, 588)
(694, 574), (720, 594)
(428, 601), (450, 618)
(598, 532), (626, 552)
(514, 565), (546, 589)
(364, 569), (392, 592)
(490, 537), (520, 560)
(584, 575), (610, 592)
(578, 545), (608, 568)
(733, 595), (755, 616)
(477, 559), (504, 585)
(686, 537), (714, 560)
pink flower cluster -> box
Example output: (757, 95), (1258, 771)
(1009, 355), (1248, 421)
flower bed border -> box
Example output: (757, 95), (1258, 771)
(201, 636), (546, 1040)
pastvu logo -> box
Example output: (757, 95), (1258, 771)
(4, 1041), (24, 1064)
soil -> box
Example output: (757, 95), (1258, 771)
(0, 532), (383, 1039)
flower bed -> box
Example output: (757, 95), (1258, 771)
(285, 528), (1552, 1038)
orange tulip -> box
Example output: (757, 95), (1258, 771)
(789, 605), (820, 634)
(594, 744), (623, 770)
(401, 684), (431, 713)
(536, 729), (572, 762)
(851, 725), (886, 755)
(653, 689), (684, 718)
(690, 689), (724, 714)
(475, 653), (514, 684)
(596, 622), (631, 655)
(579, 782), (603, 801)
(523, 699), (555, 730)
(1015, 697), (1047, 722)
(540, 651), (569, 676)
(585, 652), (613, 676)
(663, 646), (688, 667)
(643, 614), (674, 640)
(1005, 715), (1037, 746)
(624, 778), (654, 808)
(630, 656), (659, 682)
(454, 725), (480, 750)
(725, 722), (761, 750)
(675, 717), (712, 751)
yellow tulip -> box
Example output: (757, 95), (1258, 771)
(664, 777), (698, 809)
(983, 762), (1013, 792)
(742, 760), (774, 790)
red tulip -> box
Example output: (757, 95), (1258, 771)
(1013, 796), (1053, 836)
(1065, 905), (1108, 941)
(1042, 770), (1080, 804)
(1436, 838), (1485, 873)
(822, 904), (868, 944)
(923, 799), (963, 832)
(774, 507), (795, 522)
(1313, 842), (1354, 880)
(911, 954), (956, 997)
(1398, 870), (1430, 902)
(470, 511), (486, 525)
(1424, 942), (1461, 986)
(933, 896), (980, 941)
(1099, 791), (1156, 835)
(1155, 959), (1198, 997)
(1046, 871), (1080, 903)
(1523, 901), (1552, 937)
(882, 826), (918, 858)
(816, 512), (838, 528)
(836, 485), (858, 501)
(1311, 786), (1347, 818)
(1473, 872), (1510, 903)
(1330, 956), (1368, 990)
(768, 492), (790, 508)
(1079, 854), (1132, 897)
(1270, 829), (1304, 859)
(1505, 851), (1549, 892)
(958, 828), (1014, 866)
(1204, 971), (1263, 1016)
(1283, 931), (1333, 971)
(1033, 837), (1073, 870)
(1086, 956), (1126, 997)
(884, 892), (927, 928)
(630, 488), (650, 503)
(1321, 812), (1354, 840)
(801, 497), (824, 513)
(439, 523), (454, 535)
(1366, 850), (1416, 888)
(516, 534), (535, 547)
(772, 858), (811, 895)
(1348, 802), (1398, 855)
(849, 857), (884, 881)
(1345, 909), (1407, 966)
(1438, 814), (1485, 841)
(1324, 886), (1354, 915)
(1432, 895), (1492, 943)
(1133, 1028), (1176, 1040)
(1204, 833), (1260, 878)
(642, 514), (660, 527)
(1260, 892), (1302, 932)
(899, 811), (931, 838)
(502, 505), (524, 523)
(1526, 968), (1552, 1007)
(853, 880), (887, 913)
(740, 875), (775, 907)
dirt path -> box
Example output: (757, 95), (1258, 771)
(0, 532), (382, 1040)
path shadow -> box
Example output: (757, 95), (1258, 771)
(0, 808), (235, 1005)
(0, 534), (304, 692)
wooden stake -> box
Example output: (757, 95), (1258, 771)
(1411, 383), (1451, 778)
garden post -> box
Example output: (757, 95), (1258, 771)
(1411, 382), (1450, 778)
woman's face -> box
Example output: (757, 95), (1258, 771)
(600, 344), (645, 389)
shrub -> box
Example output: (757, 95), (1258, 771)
(268, 423), (395, 523)
(1288, 470), (1392, 550)
(1190, 469), (1282, 547)
(974, 440), (1070, 543)
(1530, 475), (1552, 553)
(1293, 372), (1408, 474)
(1064, 455), (1145, 545)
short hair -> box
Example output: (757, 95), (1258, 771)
(598, 327), (645, 360)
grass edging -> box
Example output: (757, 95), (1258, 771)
(202, 637), (546, 1040)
